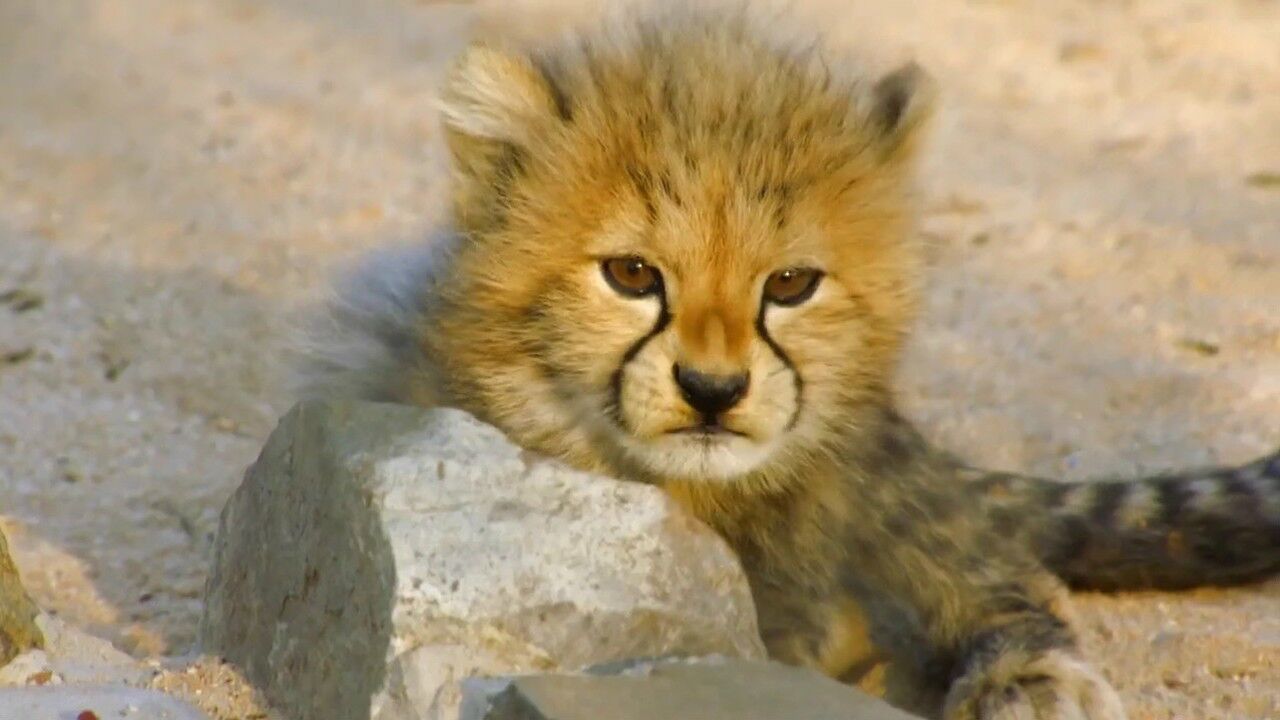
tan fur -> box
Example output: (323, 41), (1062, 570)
(292, 3), (1280, 718)
(817, 598), (884, 684)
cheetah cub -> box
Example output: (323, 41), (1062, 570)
(293, 4), (1280, 719)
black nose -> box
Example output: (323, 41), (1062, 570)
(673, 365), (749, 417)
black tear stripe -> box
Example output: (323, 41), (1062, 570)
(607, 295), (671, 430)
(754, 303), (803, 430)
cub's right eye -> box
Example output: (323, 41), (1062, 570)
(601, 257), (662, 297)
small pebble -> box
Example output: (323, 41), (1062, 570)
(1059, 39), (1105, 62)
(57, 457), (84, 483)
(1175, 337), (1220, 357)
(1245, 172), (1280, 189)
(1, 347), (34, 365)
(0, 288), (44, 312)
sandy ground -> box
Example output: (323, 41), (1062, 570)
(0, 0), (1276, 718)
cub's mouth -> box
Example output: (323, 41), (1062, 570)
(668, 422), (749, 438)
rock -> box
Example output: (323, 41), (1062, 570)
(0, 684), (209, 720)
(200, 400), (765, 720)
(0, 613), (152, 687)
(0, 527), (43, 667)
(460, 656), (926, 720)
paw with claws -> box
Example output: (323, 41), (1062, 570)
(945, 650), (1126, 720)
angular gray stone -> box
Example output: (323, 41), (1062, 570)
(460, 657), (925, 720)
(0, 684), (208, 720)
(200, 400), (765, 720)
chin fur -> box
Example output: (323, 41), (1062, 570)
(615, 431), (779, 482)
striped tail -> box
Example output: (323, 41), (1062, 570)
(967, 448), (1280, 591)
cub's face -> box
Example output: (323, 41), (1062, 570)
(434, 18), (932, 484)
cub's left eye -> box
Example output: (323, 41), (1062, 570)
(763, 267), (823, 306)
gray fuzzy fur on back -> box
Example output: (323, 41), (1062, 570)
(288, 231), (456, 404)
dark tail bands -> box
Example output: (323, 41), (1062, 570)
(968, 449), (1280, 591)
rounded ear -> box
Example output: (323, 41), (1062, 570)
(439, 44), (566, 146)
(867, 62), (937, 164)
(438, 43), (568, 230)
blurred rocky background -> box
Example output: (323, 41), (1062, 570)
(0, 1), (1277, 718)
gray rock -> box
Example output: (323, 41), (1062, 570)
(0, 684), (209, 720)
(460, 657), (926, 720)
(200, 400), (764, 720)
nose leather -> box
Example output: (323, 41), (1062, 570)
(673, 365), (749, 417)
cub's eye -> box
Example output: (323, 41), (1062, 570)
(764, 267), (823, 306)
(602, 257), (663, 297)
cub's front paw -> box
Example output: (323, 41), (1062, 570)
(944, 649), (1126, 720)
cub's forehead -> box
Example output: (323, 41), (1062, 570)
(584, 182), (832, 282)
(437, 5), (934, 286)
(532, 30), (876, 191)
(512, 28), (905, 256)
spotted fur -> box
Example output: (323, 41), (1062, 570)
(291, 3), (1278, 718)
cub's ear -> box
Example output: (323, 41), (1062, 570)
(440, 44), (566, 145)
(866, 62), (936, 164)
(438, 44), (567, 228)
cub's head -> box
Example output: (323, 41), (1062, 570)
(430, 8), (933, 486)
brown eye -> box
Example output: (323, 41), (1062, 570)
(764, 267), (823, 306)
(602, 257), (662, 297)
